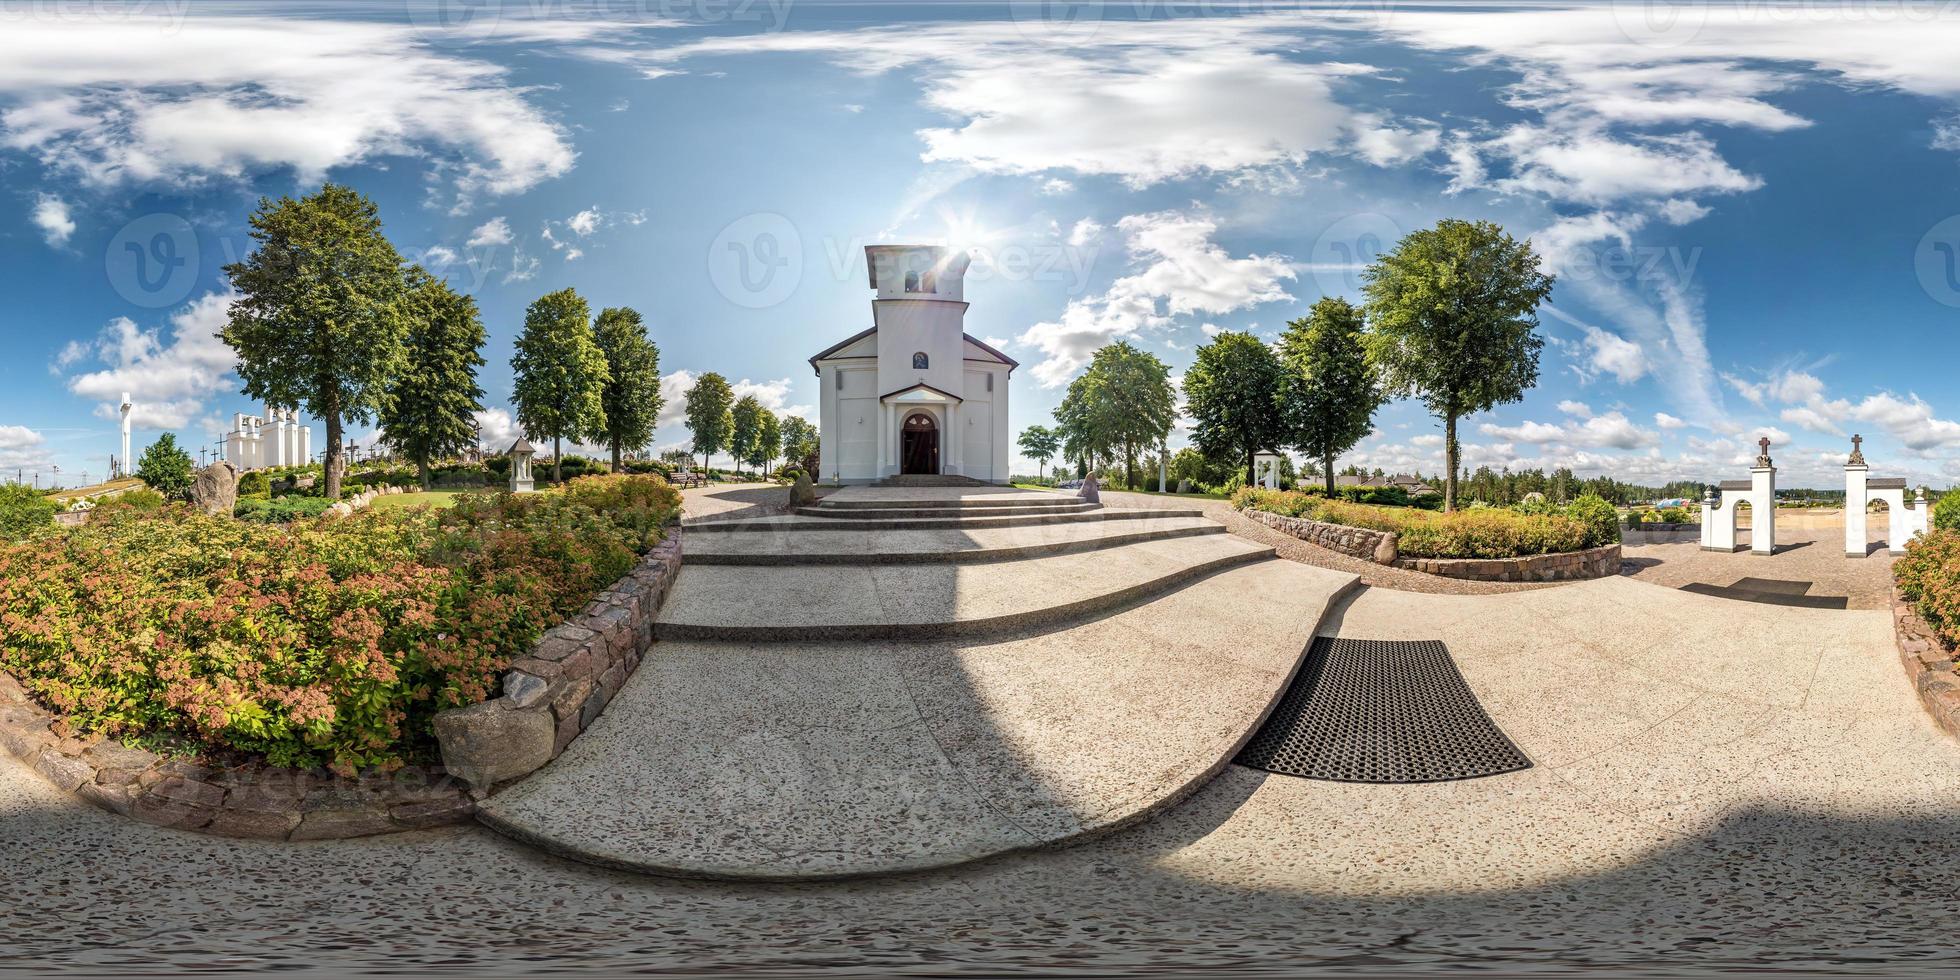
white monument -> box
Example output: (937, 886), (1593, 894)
(809, 245), (1015, 483)
(1842, 434), (1930, 556)
(508, 437), (536, 493)
(1252, 450), (1284, 490)
(118, 392), (131, 479)
(1701, 436), (1777, 554)
(222, 404), (312, 471)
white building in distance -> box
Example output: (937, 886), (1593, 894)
(809, 245), (1015, 483)
(224, 405), (311, 471)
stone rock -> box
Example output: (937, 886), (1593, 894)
(1176, 478), (1191, 494)
(1077, 475), (1100, 505)
(206, 808), (300, 840)
(190, 461), (238, 517)
(790, 472), (817, 507)
(290, 806), (395, 841)
(433, 700), (555, 789)
(503, 670), (549, 708)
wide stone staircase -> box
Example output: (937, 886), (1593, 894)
(478, 486), (1359, 880)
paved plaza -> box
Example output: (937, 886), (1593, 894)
(5, 485), (1959, 974)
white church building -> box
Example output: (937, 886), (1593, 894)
(222, 405), (312, 471)
(809, 245), (1015, 484)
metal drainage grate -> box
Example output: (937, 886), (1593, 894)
(1237, 637), (1532, 784)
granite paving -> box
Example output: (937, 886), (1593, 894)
(1620, 508), (1901, 609)
(684, 513), (1226, 563)
(7, 576), (1960, 974)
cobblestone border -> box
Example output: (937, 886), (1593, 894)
(1889, 585), (1960, 739)
(0, 526), (682, 839)
(1238, 508), (1398, 564)
(1397, 544), (1620, 582)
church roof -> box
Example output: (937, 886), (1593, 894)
(880, 382), (964, 403)
(808, 327), (1019, 374)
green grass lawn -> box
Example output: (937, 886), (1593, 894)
(367, 490), (463, 512)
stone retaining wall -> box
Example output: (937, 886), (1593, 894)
(434, 530), (683, 789)
(1890, 585), (1960, 739)
(1239, 508), (1398, 564)
(1396, 544), (1621, 582)
(0, 527), (683, 839)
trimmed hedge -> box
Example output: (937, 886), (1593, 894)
(0, 474), (681, 775)
(1896, 529), (1960, 650)
(0, 483), (58, 540)
(1234, 487), (1618, 559)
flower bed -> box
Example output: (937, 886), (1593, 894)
(1895, 529), (1960, 651)
(1232, 487), (1618, 560)
(0, 475), (681, 777)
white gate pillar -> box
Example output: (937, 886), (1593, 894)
(1845, 434), (1868, 557)
(1750, 463), (1776, 555)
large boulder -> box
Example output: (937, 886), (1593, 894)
(433, 700), (555, 789)
(789, 472), (818, 507)
(1077, 475), (1100, 505)
(190, 462), (239, 517)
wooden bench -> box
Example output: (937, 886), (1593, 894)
(670, 470), (704, 489)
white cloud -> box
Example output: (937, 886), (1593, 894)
(1066, 217), (1103, 247)
(466, 217), (513, 248)
(0, 424), (52, 471)
(1480, 410), (1656, 451)
(566, 207), (603, 237)
(1019, 211), (1293, 386)
(1489, 126), (1761, 205)
(1557, 400), (1592, 417)
(1781, 405), (1845, 437)
(1346, 113), (1441, 166)
(0, 14), (576, 207)
(1936, 116), (1960, 152)
(31, 193), (75, 247)
(1656, 198), (1712, 225)
(1655, 412), (1687, 430)
(473, 408), (521, 452)
(1039, 177), (1074, 195)
(61, 291), (238, 429)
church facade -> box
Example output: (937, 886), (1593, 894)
(810, 245), (1015, 484)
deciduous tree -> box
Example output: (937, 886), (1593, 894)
(223, 183), (408, 500)
(779, 415), (820, 473)
(593, 306), (662, 473)
(135, 433), (194, 500)
(1182, 331), (1286, 485)
(380, 267), (486, 489)
(1278, 297), (1383, 495)
(511, 288), (609, 483)
(1016, 424), (1061, 481)
(728, 395), (764, 478)
(1363, 219), (1555, 511)
(684, 372), (734, 474)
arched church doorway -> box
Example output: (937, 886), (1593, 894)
(901, 412), (939, 475)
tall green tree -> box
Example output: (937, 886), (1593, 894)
(1055, 342), (1175, 489)
(684, 372), (735, 473)
(1182, 331), (1286, 485)
(223, 183), (408, 501)
(747, 410), (782, 475)
(728, 395), (765, 478)
(1363, 218), (1555, 511)
(1017, 424), (1061, 481)
(510, 288), (609, 483)
(779, 415), (820, 473)
(592, 306), (662, 473)
(135, 433), (194, 500)
(1278, 297), (1383, 495)
(380, 267), (486, 489)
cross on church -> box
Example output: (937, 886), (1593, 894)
(1758, 435), (1771, 456)
(1852, 434), (1862, 454)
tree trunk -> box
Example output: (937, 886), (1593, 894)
(1324, 451), (1335, 495)
(553, 435), (563, 483)
(418, 457), (432, 492)
(1245, 448), (1256, 487)
(612, 440), (622, 474)
(1444, 413), (1459, 513)
(323, 411), (343, 501)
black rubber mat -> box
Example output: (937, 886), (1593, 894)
(1236, 638), (1532, 784)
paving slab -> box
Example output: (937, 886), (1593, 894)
(655, 533), (1273, 640)
(479, 558), (1362, 880)
(683, 506), (1206, 533)
(685, 514), (1227, 564)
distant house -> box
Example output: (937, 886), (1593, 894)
(1333, 474), (1366, 488)
(1387, 474), (1439, 497)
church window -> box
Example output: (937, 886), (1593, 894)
(912, 352), (929, 369)
(903, 271), (919, 291)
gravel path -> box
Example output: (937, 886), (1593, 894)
(1098, 489), (1555, 595)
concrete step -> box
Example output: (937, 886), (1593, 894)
(479, 559), (1363, 881)
(686, 516), (1228, 566)
(875, 475), (993, 487)
(795, 502), (1096, 519)
(683, 507), (1207, 534)
(655, 534), (1275, 641)
(810, 495), (1091, 511)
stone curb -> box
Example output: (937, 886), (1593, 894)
(434, 529), (684, 791)
(1396, 544), (1622, 583)
(0, 525), (683, 839)
(1238, 508), (1398, 564)
(1888, 584), (1960, 740)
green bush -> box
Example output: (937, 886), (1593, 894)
(1934, 491), (1960, 532)
(92, 488), (166, 517)
(1896, 530), (1960, 650)
(237, 471), (271, 496)
(1561, 494), (1621, 548)
(0, 474), (682, 775)
(1232, 487), (1596, 559)
(235, 496), (337, 523)
(0, 483), (58, 540)
(1660, 506), (1692, 524)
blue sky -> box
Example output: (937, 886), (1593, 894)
(4, 0), (1960, 489)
